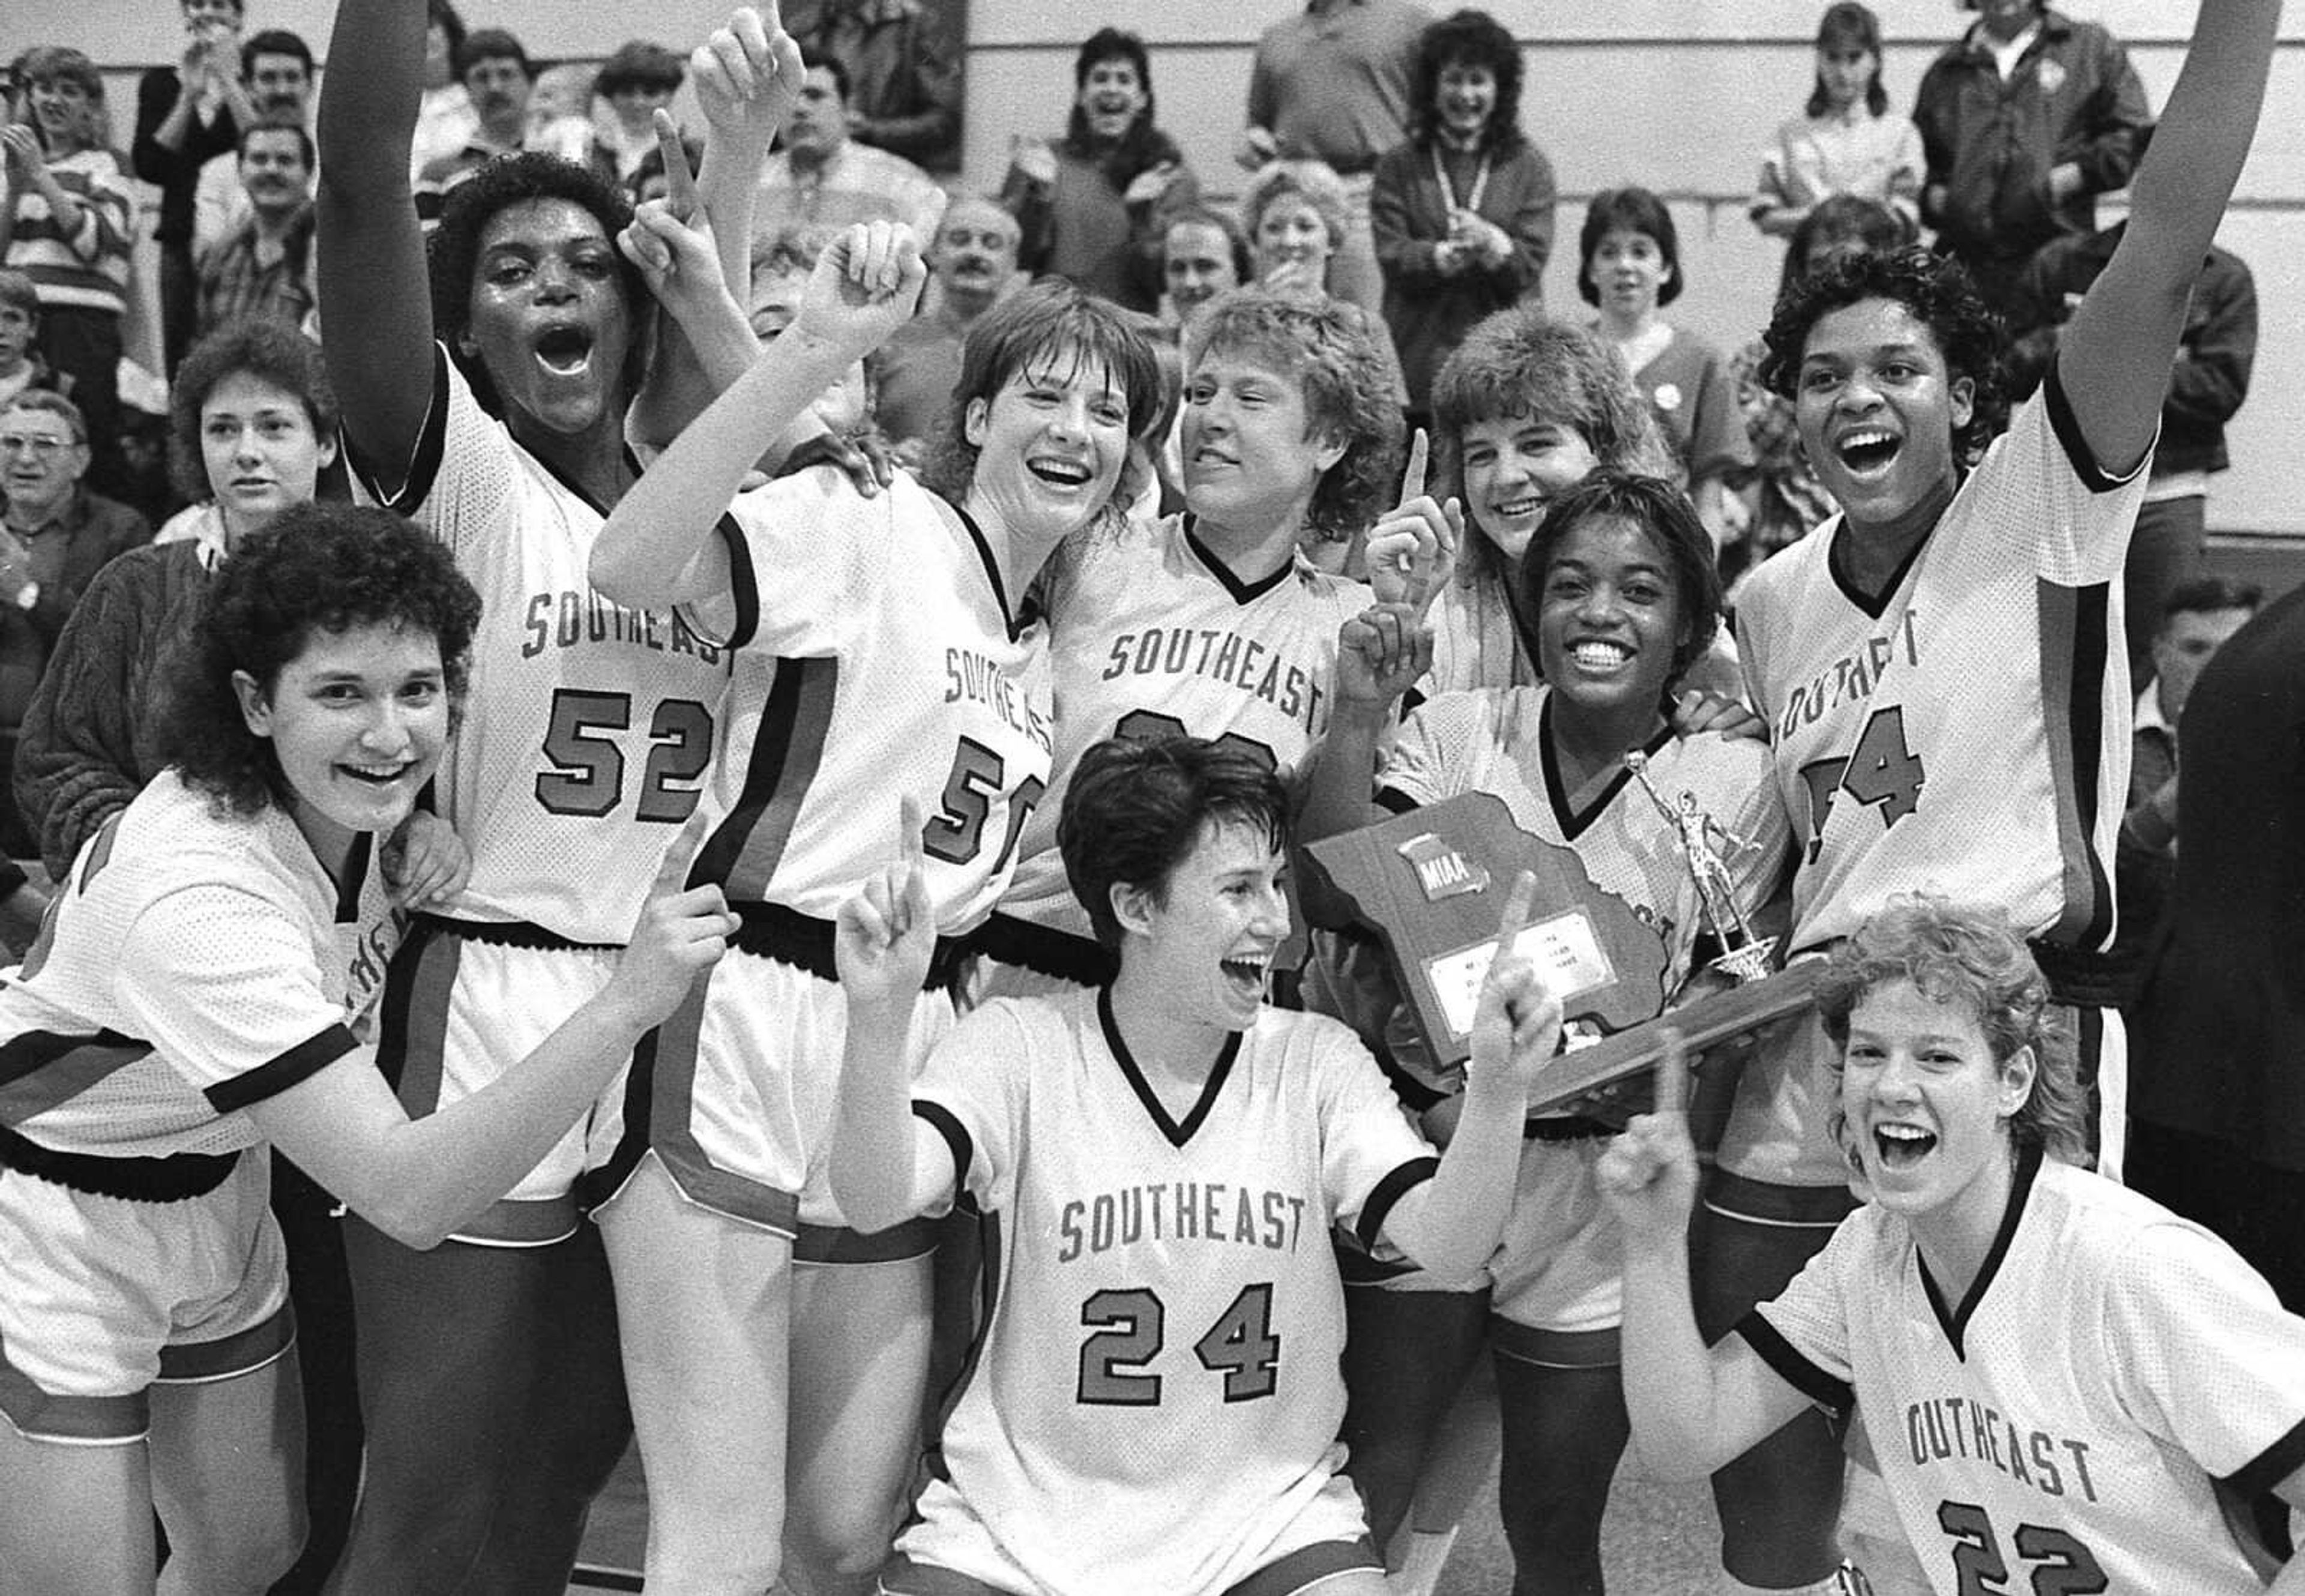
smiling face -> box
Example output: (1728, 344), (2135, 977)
(201, 372), (335, 543)
(1436, 59), (1497, 142)
(1077, 56), (1148, 143)
(1164, 221), (1240, 322)
(0, 403), (86, 522)
(1118, 817), (1290, 1033)
(1840, 978), (2032, 1232)
(1459, 412), (1600, 562)
(238, 126), (312, 216)
(461, 197), (635, 439)
(1532, 511), (1684, 721)
(27, 75), (97, 154)
(1585, 228), (1671, 323)
(1181, 349), (1342, 541)
(1252, 196), (1334, 284)
(964, 350), (1133, 543)
(235, 619), (451, 867)
(933, 200), (1022, 310)
(1795, 297), (1972, 540)
(1816, 43), (1875, 112)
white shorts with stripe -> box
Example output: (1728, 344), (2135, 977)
(0, 1150), (292, 1444)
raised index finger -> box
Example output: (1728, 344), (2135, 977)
(1490, 867), (1537, 965)
(654, 109), (699, 220)
(1399, 426), (1429, 506)
(655, 801), (717, 894)
(1653, 1026), (1690, 1125)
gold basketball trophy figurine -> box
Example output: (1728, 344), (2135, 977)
(1624, 751), (1779, 984)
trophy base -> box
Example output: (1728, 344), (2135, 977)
(1711, 937), (1780, 986)
(1526, 961), (1822, 1118)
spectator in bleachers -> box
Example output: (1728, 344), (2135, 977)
(1001, 29), (1198, 315)
(409, 0), (478, 180)
(2005, 213), (2258, 679)
(0, 268), (73, 411)
(412, 28), (593, 229)
(1370, 8), (1554, 431)
(1242, 159), (1407, 422)
(1160, 205), (1249, 336)
(875, 196), (1019, 463)
(1238, 0), (1432, 317)
(194, 118), (316, 340)
(786, 0), (964, 176)
(1749, 3), (1923, 242)
(134, 0), (257, 372)
(190, 28), (313, 265)
(625, 131), (706, 206)
(0, 391), (149, 701)
(1913, 0), (2151, 316)
(592, 41), (686, 187)
(1580, 185), (1750, 550)
(4, 49), (137, 507)
(753, 51), (945, 260)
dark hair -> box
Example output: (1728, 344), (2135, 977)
(455, 28), (531, 82)
(1815, 897), (2090, 1166)
(0, 267), (37, 321)
(596, 40), (685, 99)
(1759, 244), (2008, 467)
(800, 47), (852, 106)
(1807, 1), (1889, 119)
(1410, 9), (1524, 154)
(1186, 288), (1405, 544)
(1579, 186), (1680, 307)
(2162, 574), (2262, 625)
(237, 116), (315, 169)
(1062, 28), (1178, 196)
(1163, 205), (1252, 288)
(428, 0), (468, 56)
(241, 28), (314, 79)
(426, 152), (645, 407)
(921, 278), (1166, 528)
(1513, 472), (1722, 684)
(1061, 736), (1290, 950)
(163, 504), (482, 818)
(1780, 194), (1906, 295)
(169, 320), (338, 503)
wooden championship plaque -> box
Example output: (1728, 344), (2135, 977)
(1303, 790), (1821, 1115)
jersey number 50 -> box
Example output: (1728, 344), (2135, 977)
(1077, 1284), (1280, 1406)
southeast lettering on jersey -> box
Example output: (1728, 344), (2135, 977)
(1777, 609), (1922, 742)
(945, 648), (1055, 753)
(1056, 1181), (1310, 1263)
(1099, 627), (1329, 738)
(519, 590), (727, 666)
(1904, 1394), (2098, 1504)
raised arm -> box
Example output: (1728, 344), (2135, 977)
(315, 0), (439, 483)
(591, 220), (923, 609)
(2058, 0), (2279, 477)
(1597, 1037), (1817, 1477)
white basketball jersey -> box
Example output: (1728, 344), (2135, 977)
(348, 348), (738, 943)
(1735, 376), (2144, 954)
(990, 516), (1367, 950)
(1753, 1150), (2305, 1595)
(688, 469), (1052, 932)
(0, 772), (397, 1158)
(902, 989), (1434, 1595)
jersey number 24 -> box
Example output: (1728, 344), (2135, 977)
(1077, 1283), (1280, 1406)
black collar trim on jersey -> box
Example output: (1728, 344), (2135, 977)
(526, 434), (646, 520)
(1825, 514), (1935, 621)
(334, 833), (375, 925)
(1537, 694), (1675, 841)
(947, 498), (1024, 642)
(1183, 516), (1294, 606)
(1098, 986), (1239, 1149)
(1920, 1140), (2043, 1359)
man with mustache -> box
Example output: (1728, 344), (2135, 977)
(412, 28), (591, 232)
(874, 196), (1020, 463)
(194, 119), (318, 339)
(190, 29), (312, 264)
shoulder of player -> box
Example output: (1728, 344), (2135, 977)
(90, 778), (309, 925)
(1246, 1004), (1379, 1083)
(2029, 1158), (2249, 1287)
(1726, 521), (1835, 627)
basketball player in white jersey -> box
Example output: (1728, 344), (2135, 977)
(1601, 897), (2305, 1595)
(585, 211), (1165, 1593)
(0, 508), (732, 1596)
(975, 287), (1401, 996)
(1695, 2), (2281, 1588)
(829, 735), (1563, 1596)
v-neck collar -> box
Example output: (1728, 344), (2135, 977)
(1183, 515), (1295, 606)
(1097, 986), (1240, 1149)
(948, 498), (1025, 642)
(1537, 693), (1675, 840)
(1918, 1141), (2043, 1360)
(1825, 511), (1938, 621)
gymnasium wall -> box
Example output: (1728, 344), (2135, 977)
(17, 1), (2305, 535)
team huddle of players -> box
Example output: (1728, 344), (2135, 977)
(1, 3), (2303, 1596)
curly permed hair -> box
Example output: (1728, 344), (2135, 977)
(1814, 897), (2091, 1166)
(169, 319), (339, 504)
(161, 504), (483, 819)
(1759, 245), (2009, 468)
(1409, 10), (1524, 154)
(1186, 288), (1405, 544)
